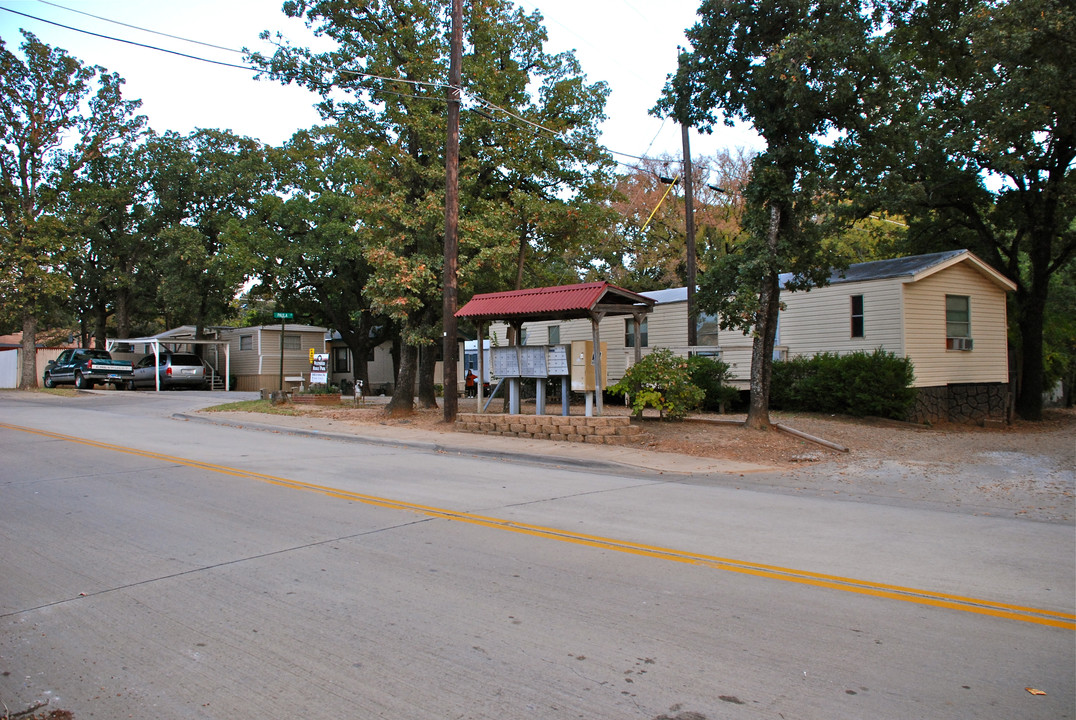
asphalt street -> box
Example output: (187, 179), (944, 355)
(1, 390), (1073, 719)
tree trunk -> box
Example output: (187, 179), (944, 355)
(745, 204), (783, 430)
(1014, 280), (1048, 421)
(417, 344), (438, 409)
(385, 343), (417, 416)
(94, 301), (108, 350)
(19, 311), (38, 389)
(115, 287), (131, 339)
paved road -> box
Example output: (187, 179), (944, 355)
(1, 391), (1073, 719)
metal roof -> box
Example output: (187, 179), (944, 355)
(455, 281), (654, 322)
(777, 249), (1015, 291)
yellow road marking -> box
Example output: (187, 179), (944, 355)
(5, 421), (1074, 630)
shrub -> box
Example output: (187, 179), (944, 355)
(771, 349), (915, 418)
(609, 348), (704, 420)
(686, 355), (740, 412)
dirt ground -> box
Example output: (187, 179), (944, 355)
(267, 399), (1075, 524)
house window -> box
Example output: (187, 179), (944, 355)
(282, 334), (301, 350)
(625, 318), (648, 348)
(946, 295), (973, 350)
(239, 335), (253, 351)
(697, 312), (720, 346)
(850, 295), (864, 338)
(548, 325), (560, 345)
(333, 346), (350, 373)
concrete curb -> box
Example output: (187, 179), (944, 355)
(172, 413), (645, 475)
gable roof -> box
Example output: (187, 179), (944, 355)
(456, 281), (654, 323)
(640, 250), (1016, 306)
(782, 249), (1017, 292)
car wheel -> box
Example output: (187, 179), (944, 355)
(124, 380), (135, 391)
(43, 372), (54, 388)
(74, 372), (93, 390)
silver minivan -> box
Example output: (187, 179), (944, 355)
(128, 353), (207, 390)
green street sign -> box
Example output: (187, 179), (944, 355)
(273, 312), (294, 319)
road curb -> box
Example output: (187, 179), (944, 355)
(172, 413), (645, 475)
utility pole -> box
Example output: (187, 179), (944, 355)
(442, 0), (462, 422)
(682, 122), (697, 348)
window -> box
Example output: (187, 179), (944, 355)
(625, 318), (648, 348)
(850, 295), (864, 338)
(548, 325), (560, 345)
(946, 295), (972, 349)
(333, 346), (350, 373)
(282, 334), (301, 350)
(697, 313), (720, 346)
(239, 335), (253, 351)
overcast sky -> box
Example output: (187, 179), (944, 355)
(0, 0), (763, 170)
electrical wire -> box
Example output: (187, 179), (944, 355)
(35, 0), (244, 54)
(0, 6), (258, 71)
(3, 3), (684, 178)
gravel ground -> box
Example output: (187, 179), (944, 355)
(239, 399), (1075, 524)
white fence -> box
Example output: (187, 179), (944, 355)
(0, 349), (17, 388)
(0, 348), (68, 388)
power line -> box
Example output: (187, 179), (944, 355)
(35, 0), (244, 54)
(0, 6), (257, 71)
(2, 3), (683, 176)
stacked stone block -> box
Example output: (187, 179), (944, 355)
(910, 382), (1009, 424)
(455, 413), (643, 444)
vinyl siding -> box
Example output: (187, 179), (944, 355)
(778, 278), (905, 357)
(902, 262), (1009, 385)
(220, 326), (327, 383)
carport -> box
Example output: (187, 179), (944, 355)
(455, 281), (654, 415)
(106, 336), (231, 392)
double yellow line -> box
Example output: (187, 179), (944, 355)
(6, 421), (1074, 630)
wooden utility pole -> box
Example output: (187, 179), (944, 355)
(442, 0), (462, 422)
(682, 123), (698, 348)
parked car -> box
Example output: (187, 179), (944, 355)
(128, 353), (207, 390)
(43, 349), (134, 390)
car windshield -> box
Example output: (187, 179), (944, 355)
(169, 355), (202, 366)
(86, 350), (111, 359)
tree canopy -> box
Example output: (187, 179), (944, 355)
(657, 0), (884, 428)
(0, 31), (143, 387)
(251, 0), (613, 413)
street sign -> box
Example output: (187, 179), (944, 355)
(273, 311), (294, 319)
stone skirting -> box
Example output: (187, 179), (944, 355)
(455, 412), (643, 444)
(911, 383), (1009, 424)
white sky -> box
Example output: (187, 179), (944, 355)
(0, 0), (762, 170)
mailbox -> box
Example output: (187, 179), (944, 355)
(570, 340), (607, 392)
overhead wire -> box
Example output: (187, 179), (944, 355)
(35, 0), (244, 54)
(2, 2), (680, 178)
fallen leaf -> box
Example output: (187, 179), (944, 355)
(1025, 687), (1047, 696)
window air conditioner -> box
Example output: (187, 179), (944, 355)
(946, 337), (973, 351)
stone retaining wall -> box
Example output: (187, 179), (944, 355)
(455, 412), (643, 444)
(911, 382), (1009, 424)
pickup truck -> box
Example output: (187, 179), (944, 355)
(43, 348), (134, 390)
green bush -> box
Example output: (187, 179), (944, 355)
(686, 355), (740, 412)
(771, 349), (915, 418)
(609, 348), (704, 420)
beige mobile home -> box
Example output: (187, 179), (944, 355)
(778, 249), (1016, 422)
(489, 250), (1015, 423)
(220, 324), (328, 392)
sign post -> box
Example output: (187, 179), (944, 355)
(273, 311), (294, 391)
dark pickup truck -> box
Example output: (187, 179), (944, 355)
(43, 348), (134, 390)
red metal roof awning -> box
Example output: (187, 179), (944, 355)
(455, 281), (654, 323)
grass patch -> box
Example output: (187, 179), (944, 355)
(0, 387), (81, 397)
(202, 399), (304, 415)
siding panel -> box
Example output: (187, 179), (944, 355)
(903, 263), (1009, 385)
